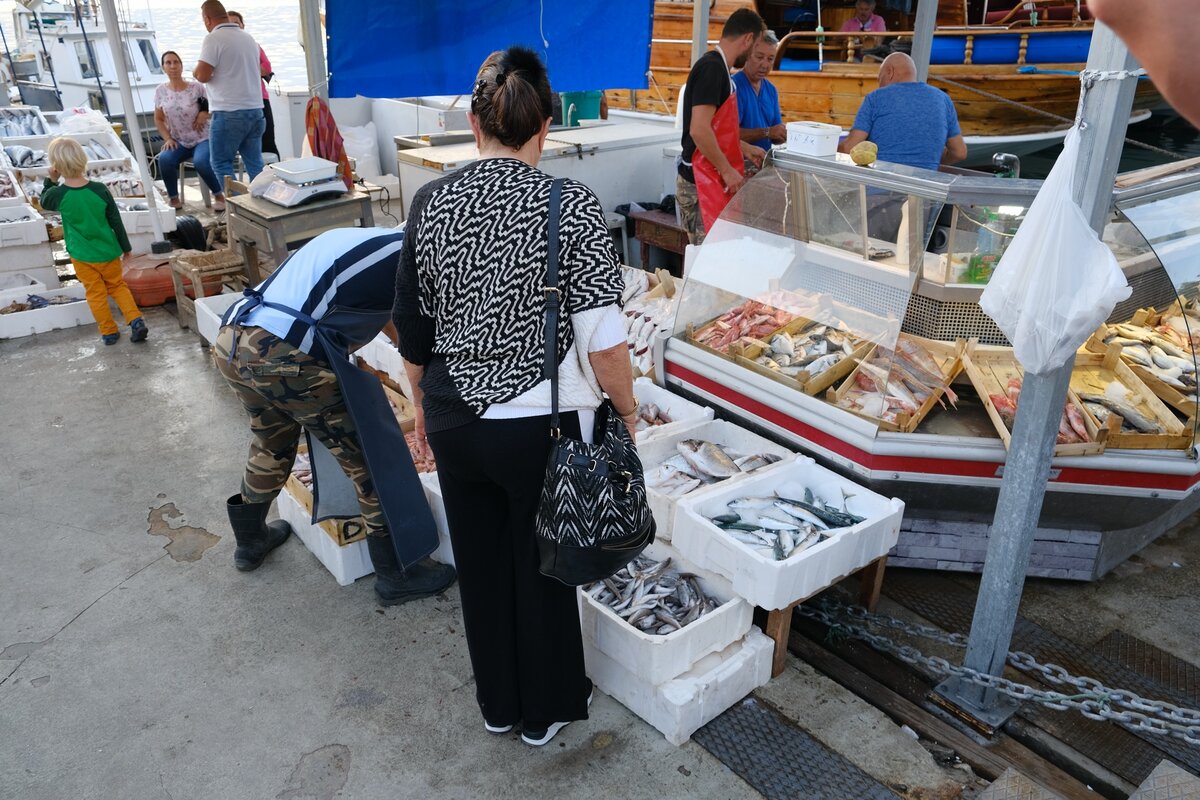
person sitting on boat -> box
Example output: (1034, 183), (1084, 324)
(838, 53), (967, 172)
(214, 227), (457, 603)
(734, 31), (786, 157)
(194, 0), (267, 188)
(839, 0), (887, 33)
(677, 7), (768, 245)
(153, 50), (225, 212)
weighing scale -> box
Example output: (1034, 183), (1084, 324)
(262, 157), (347, 208)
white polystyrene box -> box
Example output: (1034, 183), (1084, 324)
(785, 121), (841, 157)
(120, 202), (177, 234)
(418, 471), (456, 567)
(195, 292), (242, 346)
(579, 539), (752, 685)
(584, 627), (773, 746)
(674, 456), (904, 610)
(0, 241), (54, 272)
(633, 377), (714, 443)
(0, 285), (91, 338)
(0, 203), (47, 246)
(357, 332), (414, 396)
(639, 419), (795, 541)
(0, 271), (46, 304)
(278, 485), (373, 587)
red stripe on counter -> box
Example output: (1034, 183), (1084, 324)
(665, 360), (1200, 493)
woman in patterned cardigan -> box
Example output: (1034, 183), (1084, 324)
(393, 46), (636, 747)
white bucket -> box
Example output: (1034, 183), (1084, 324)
(785, 121), (841, 157)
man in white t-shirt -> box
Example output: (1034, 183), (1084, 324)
(193, 0), (266, 190)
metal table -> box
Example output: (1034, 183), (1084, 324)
(226, 189), (375, 284)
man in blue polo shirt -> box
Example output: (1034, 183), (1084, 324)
(839, 52), (967, 171)
(734, 31), (786, 155)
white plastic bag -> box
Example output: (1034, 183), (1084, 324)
(341, 122), (381, 179)
(979, 127), (1131, 374)
(58, 107), (114, 134)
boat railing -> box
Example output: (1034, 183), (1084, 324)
(774, 23), (1091, 70)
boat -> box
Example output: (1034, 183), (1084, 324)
(606, 0), (1163, 165)
(2, 0), (165, 130)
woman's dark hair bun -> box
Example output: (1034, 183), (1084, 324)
(471, 46), (554, 150)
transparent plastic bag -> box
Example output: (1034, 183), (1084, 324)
(58, 107), (114, 134)
(979, 127), (1131, 374)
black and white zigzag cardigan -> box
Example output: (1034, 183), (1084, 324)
(393, 157), (623, 433)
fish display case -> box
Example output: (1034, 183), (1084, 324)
(657, 151), (1200, 579)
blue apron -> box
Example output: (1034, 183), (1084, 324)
(228, 289), (438, 569)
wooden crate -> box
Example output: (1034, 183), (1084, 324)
(827, 334), (967, 433)
(731, 316), (871, 397)
(962, 345), (1106, 457)
(1082, 326), (1199, 423)
(686, 299), (799, 358)
(1070, 347), (1191, 450)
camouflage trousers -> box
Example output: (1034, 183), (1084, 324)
(675, 173), (706, 246)
(213, 325), (386, 537)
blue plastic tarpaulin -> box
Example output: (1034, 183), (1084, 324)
(326, 1), (655, 99)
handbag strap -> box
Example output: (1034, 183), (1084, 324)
(543, 178), (565, 438)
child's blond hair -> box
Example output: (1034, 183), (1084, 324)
(48, 137), (88, 179)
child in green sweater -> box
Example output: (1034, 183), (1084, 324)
(40, 137), (148, 345)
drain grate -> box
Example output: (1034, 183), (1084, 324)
(692, 696), (897, 800)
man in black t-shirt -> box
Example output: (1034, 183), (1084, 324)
(677, 7), (766, 244)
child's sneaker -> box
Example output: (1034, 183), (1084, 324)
(130, 317), (149, 343)
(102, 332), (120, 345)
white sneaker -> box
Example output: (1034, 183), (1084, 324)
(484, 721), (513, 735)
(520, 691), (593, 747)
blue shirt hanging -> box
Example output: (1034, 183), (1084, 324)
(733, 71), (783, 153)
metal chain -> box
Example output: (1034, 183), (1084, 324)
(799, 599), (1200, 744)
(926, 72), (1189, 162)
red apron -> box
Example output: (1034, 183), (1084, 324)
(692, 93), (743, 233)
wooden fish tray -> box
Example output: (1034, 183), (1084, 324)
(962, 345), (1106, 457)
(731, 315), (873, 397)
(1070, 347), (1191, 450)
(826, 334), (967, 434)
(285, 442), (367, 546)
(686, 298), (800, 359)
(1082, 328), (1200, 423)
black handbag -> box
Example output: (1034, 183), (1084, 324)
(534, 178), (656, 586)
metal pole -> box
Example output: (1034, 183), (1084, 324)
(0, 23), (26, 105)
(75, 0), (110, 115)
(690, 0), (710, 66)
(299, 0), (328, 101)
(97, 0), (167, 251)
(30, 10), (60, 103)
(911, 0), (939, 83)
(934, 22), (1138, 728)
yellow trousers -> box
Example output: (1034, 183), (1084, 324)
(72, 257), (141, 336)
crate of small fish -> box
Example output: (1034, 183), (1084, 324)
(0, 169), (26, 207)
(0, 202), (47, 248)
(733, 317), (870, 396)
(632, 376), (714, 442)
(1084, 315), (1199, 421)
(674, 457), (904, 611)
(0, 107), (50, 139)
(641, 420), (793, 540)
(4, 131), (132, 175)
(0, 285), (89, 339)
(1070, 346), (1190, 450)
(962, 346), (1106, 457)
(579, 541), (752, 686)
(623, 267), (679, 380)
(829, 333), (967, 433)
(686, 299), (796, 358)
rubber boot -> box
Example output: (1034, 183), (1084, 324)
(225, 494), (292, 572)
(366, 534), (457, 606)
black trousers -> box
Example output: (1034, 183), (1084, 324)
(262, 97), (278, 156)
(427, 413), (592, 729)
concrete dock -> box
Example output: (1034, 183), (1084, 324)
(2, 305), (1195, 799)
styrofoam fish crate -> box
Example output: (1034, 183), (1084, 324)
(0, 168), (27, 207)
(357, 332), (414, 397)
(0, 271), (46, 305)
(579, 539), (752, 685)
(119, 200), (177, 234)
(0, 241), (53, 272)
(0, 107), (51, 138)
(3, 130), (131, 172)
(2, 265), (57, 289)
(674, 456), (905, 610)
(0, 202), (48, 246)
(195, 292), (242, 346)
(0, 284), (91, 338)
(640, 419), (795, 542)
(634, 376), (713, 443)
(584, 626), (773, 746)
(277, 484), (373, 586)
(418, 471), (456, 567)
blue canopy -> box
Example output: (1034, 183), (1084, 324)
(327, 0), (655, 99)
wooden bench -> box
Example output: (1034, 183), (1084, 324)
(630, 208), (688, 277)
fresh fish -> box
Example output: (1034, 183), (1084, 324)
(583, 556), (718, 635)
(769, 333), (795, 357)
(1118, 345), (1154, 368)
(733, 453), (779, 471)
(805, 353), (843, 378)
(770, 499), (829, 530)
(1065, 402), (1090, 442)
(1078, 392), (1164, 434)
(727, 496), (779, 513)
(1150, 345), (1195, 373)
(677, 439), (740, 478)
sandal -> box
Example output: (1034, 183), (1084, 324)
(213, 196), (226, 213)
(168, 197), (182, 209)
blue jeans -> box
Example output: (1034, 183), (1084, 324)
(157, 139), (221, 199)
(209, 108), (266, 185)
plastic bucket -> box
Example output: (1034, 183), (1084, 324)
(561, 91), (602, 127)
